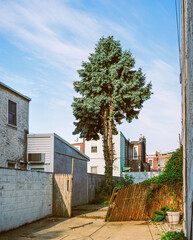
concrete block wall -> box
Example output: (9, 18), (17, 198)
(87, 173), (121, 202)
(0, 168), (53, 232)
(123, 171), (162, 184)
(0, 86), (30, 168)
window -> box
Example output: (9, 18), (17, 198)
(7, 162), (16, 169)
(133, 146), (138, 159)
(148, 159), (153, 168)
(91, 141), (97, 153)
(91, 166), (97, 174)
(28, 153), (45, 163)
(160, 159), (165, 167)
(8, 100), (17, 126)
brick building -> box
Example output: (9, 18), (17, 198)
(146, 152), (172, 171)
(128, 136), (149, 172)
(72, 134), (149, 174)
(71, 138), (85, 154)
(146, 152), (158, 171)
(0, 82), (31, 169)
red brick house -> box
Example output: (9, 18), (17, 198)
(146, 152), (172, 171)
(146, 153), (158, 171)
(71, 138), (85, 154)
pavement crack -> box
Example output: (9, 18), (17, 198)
(88, 223), (107, 239)
(70, 222), (94, 229)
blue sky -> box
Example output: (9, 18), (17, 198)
(0, 0), (181, 154)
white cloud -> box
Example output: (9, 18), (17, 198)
(0, 0), (181, 153)
(0, 0), (100, 70)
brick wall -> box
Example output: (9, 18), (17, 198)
(0, 168), (53, 232)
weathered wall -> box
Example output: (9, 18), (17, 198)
(87, 173), (121, 202)
(54, 135), (88, 206)
(122, 172), (162, 184)
(0, 85), (30, 168)
(181, 0), (193, 238)
(0, 168), (53, 232)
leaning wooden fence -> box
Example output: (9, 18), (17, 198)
(105, 183), (182, 221)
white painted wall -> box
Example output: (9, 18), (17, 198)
(27, 134), (54, 172)
(0, 168), (53, 232)
(85, 132), (121, 177)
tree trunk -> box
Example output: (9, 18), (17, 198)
(102, 85), (115, 195)
(108, 97), (114, 194)
(102, 108), (111, 193)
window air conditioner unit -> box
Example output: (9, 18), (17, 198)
(28, 153), (45, 164)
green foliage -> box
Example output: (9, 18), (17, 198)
(92, 175), (134, 204)
(143, 149), (182, 217)
(72, 36), (152, 193)
(168, 192), (179, 211)
(143, 148), (183, 187)
(152, 206), (169, 222)
(161, 231), (187, 240)
(72, 35), (152, 140)
(113, 175), (134, 189)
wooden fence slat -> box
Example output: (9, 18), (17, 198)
(106, 183), (182, 221)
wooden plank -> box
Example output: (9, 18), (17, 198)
(105, 187), (117, 221)
(122, 186), (130, 221)
(106, 183), (182, 222)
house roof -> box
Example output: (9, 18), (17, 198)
(0, 81), (31, 101)
(28, 133), (90, 161)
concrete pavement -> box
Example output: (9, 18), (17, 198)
(0, 204), (180, 240)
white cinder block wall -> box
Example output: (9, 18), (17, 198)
(0, 168), (53, 232)
(123, 172), (162, 184)
(86, 133), (121, 177)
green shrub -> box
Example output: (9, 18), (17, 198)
(161, 231), (187, 240)
(152, 206), (169, 222)
(143, 148), (183, 187)
(113, 175), (134, 189)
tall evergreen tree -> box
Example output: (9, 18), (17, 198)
(72, 36), (152, 193)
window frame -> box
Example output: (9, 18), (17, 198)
(7, 99), (17, 127)
(160, 159), (165, 168)
(7, 161), (16, 169)
(90, 141), (98, 153)
(91, 166), (97, 174)
(148, 159), (153, 168)
(133, 146), (138, 160)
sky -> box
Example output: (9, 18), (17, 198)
(0, 0), (181, 154)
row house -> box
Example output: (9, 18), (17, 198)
(146, 152), (172, 171)
(72, 133), (149, 176)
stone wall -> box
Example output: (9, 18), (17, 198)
(122, 171), (162, 184)
(0, 168), (53, 232)
(0, 85), (30, 169)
